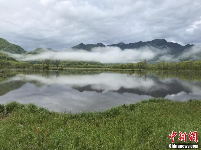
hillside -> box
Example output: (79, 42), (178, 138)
(0, 38), (26, 54)
(0, 52), (17, 61)
(28, 48), (55, 54)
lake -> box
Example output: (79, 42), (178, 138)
(0, 70), (201, 113)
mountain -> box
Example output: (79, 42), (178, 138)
(28, 48), (55, 54)
(0, 52), (17, 61)
(0, 38), (26, 54)
(0, 38), (194, 56)
(72, 39), (194, 54)
(0, 38), (198, 62)
(108, 39), (193, 54)
(72, 43), (105, 51)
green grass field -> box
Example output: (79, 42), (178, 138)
(0, 99), (200, 150)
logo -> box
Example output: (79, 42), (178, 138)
(168, 131), (198, 149)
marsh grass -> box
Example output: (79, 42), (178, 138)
(0, 99), (200, 150)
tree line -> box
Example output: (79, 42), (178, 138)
(1, 52), (201, 71)
(111, 60), (201, 71)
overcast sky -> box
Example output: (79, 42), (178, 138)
(0, 0), (201, 51)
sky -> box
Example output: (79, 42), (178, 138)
(0, 0), (201, 51)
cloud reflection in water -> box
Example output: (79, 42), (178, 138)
(0, 73), (201, 112)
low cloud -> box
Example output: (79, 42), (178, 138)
(7, 46), (158, 63)
(4, 45), (201, 63)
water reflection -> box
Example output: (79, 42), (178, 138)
(0, 71), (200, 113)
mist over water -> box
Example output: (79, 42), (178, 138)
(4, 46), (201, 63)
(0, 71), (201, 113)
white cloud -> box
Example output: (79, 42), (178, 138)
(186, 19), (201, 32)
(3, 45), (201, 63)
(5, 46), (157, 63)
(2, 45), (200, 63)
(39, 0), (55, 6)
(0, 0), (201, 51)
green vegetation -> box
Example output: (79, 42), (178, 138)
(22, 59), (201, 71)
(0, 52), (31, 70)
(111, 60), (201, 71)
(0, 52), (16, 61)
(3, 56), (201, 72)
(149, 60), (201, 70)
(0, 38), (26, 54)
(28, 48), (55, 54)
(29, 60), (107, 70)
(0, 99), (200, 149)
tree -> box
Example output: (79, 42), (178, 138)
(55, 60), (60, 69)
(43, 59), (50, 70)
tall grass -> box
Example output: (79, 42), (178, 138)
(0, 99), (200, 150)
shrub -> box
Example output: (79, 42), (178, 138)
(0, 104), (4, 113)
(5, 102), (24, 113)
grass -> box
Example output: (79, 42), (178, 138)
(0, 99), (200, 150)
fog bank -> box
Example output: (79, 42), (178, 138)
(3, 46), (201, 63)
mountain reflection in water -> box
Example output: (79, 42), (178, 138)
(0, 71), (200, 113)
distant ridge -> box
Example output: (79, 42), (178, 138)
(0, 38), (195, 58)
(72, 43), (105, 51)
(72, 39), (194, 54)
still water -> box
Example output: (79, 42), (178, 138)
(0, 71), (200, 113)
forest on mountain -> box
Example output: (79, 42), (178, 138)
(0, 38), (26, 54)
